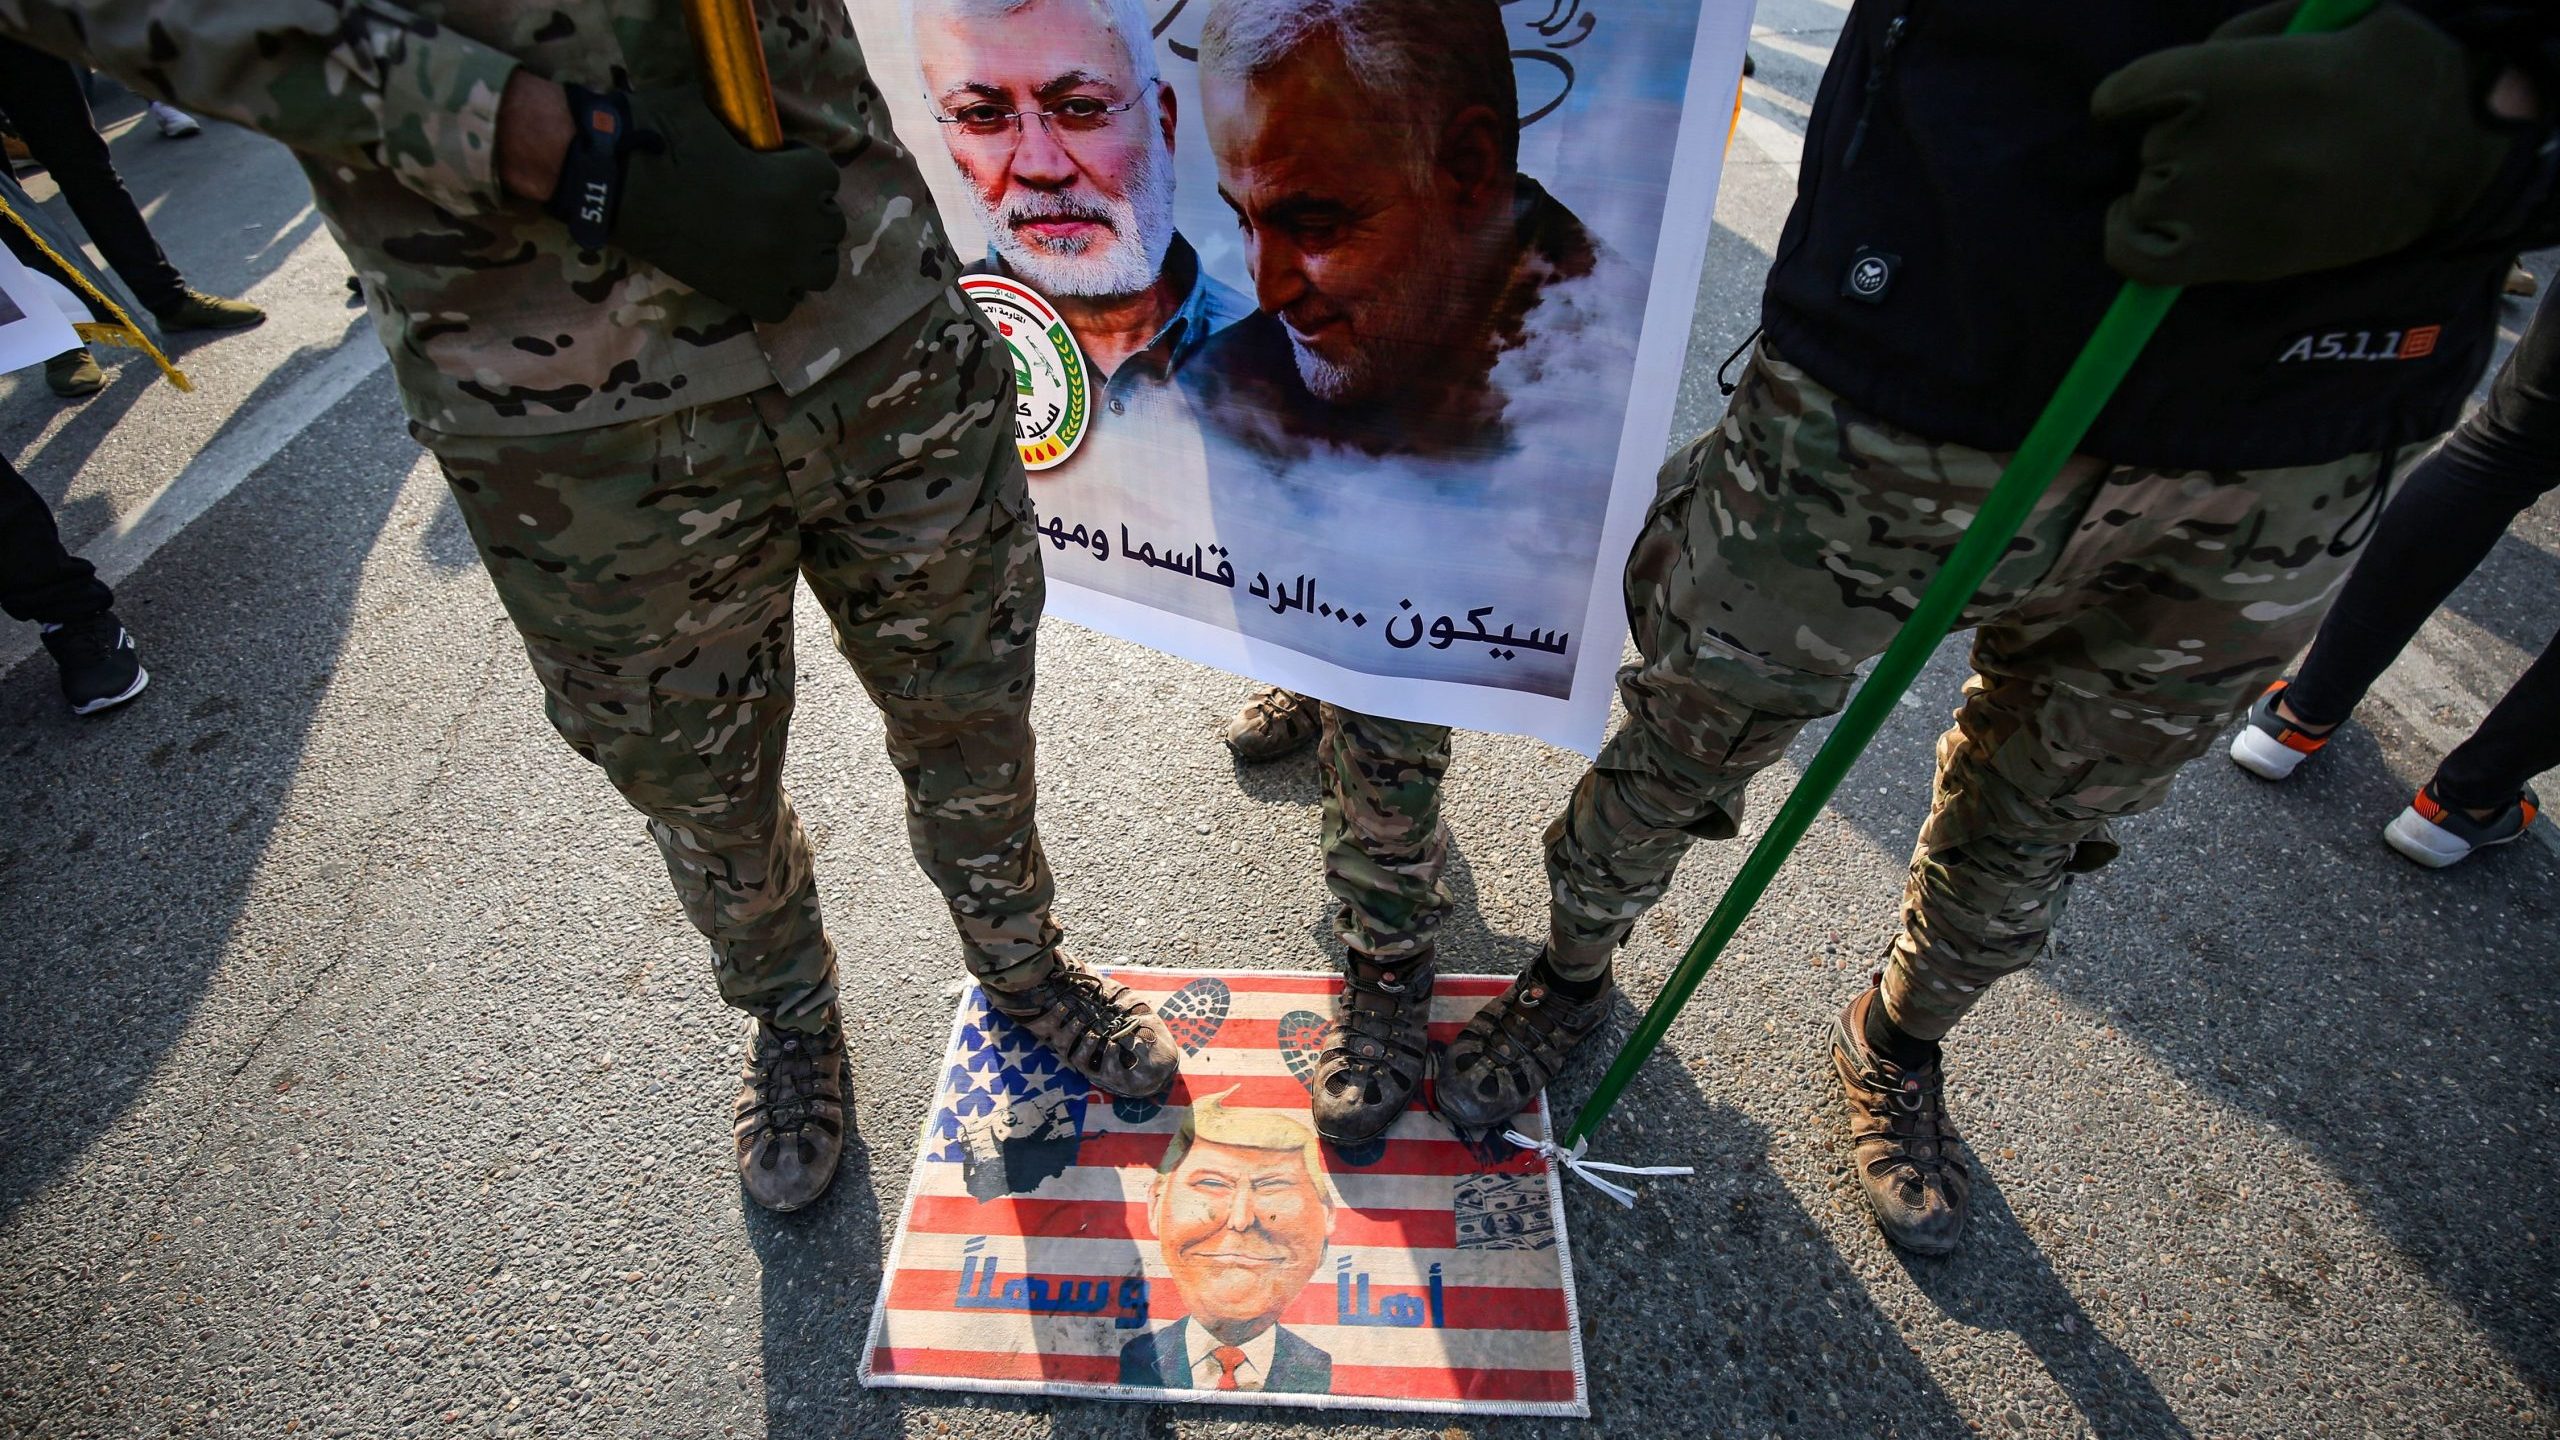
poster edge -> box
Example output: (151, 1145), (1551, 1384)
(1041, 588), (1604, 754)
(1536, 1086), (1594, 1415)
(859, 978), (989, 1390)
(1019, 0), (1759, 762)
(1551, 0), (1759, 762)
(860, 1368), (1590, 1418)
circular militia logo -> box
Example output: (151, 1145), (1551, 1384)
(1849, 256), (1890, 296)
(960, 275), (1090, 472)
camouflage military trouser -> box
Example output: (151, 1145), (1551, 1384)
(1319, 704), (1453, 964)
(1545, 342), (2403, 1039)
(424, 289), (1056, 1032)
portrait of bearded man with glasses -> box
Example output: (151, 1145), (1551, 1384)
(913, 0), (1248, 394)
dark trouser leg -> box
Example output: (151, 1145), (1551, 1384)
(0, 38), (188, 314)
(2432, 629), (2560, 808)
(1543, 342), (2098, 981)
(0, 451), (111, 624)
(428, 401), (832, 1031)
(1319, 704), (1453, 964)
(1884, 448), (2395, 1040)
(790, 291), (1061, 991)
(2287, 292), (2560, 730)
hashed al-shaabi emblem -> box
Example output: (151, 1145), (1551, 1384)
(960, 274), (1090, 472)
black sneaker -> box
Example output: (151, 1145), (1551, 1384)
(735, 1006), (850, 1213)
(42, 613), (148, 715)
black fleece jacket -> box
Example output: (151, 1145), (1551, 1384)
(1758, 0), (2560, 470)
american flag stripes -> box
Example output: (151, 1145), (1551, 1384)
(862, 969), (1588, 1416)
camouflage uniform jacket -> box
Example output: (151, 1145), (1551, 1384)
(0, 0), (958, 437)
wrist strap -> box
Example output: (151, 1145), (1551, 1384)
(546, 84), (632, 250)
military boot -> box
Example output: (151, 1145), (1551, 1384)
(1438, 950), (1613, 1131)
(1832, 987), (1971, 1255)
(1311, 948), (1435, 1144)
(1222, 686), (1320, 763)
(735, 1005), (849, 1213)
(987, 956), (1180, 1098)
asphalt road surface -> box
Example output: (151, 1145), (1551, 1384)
(5, 10), (2557, 1437)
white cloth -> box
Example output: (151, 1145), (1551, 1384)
(1179, 1317), (1278, 1392)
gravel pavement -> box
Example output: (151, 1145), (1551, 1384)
(4, 15), (2556, 1438)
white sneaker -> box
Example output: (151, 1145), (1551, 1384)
(2227, 679), (2332, 782)
(2383, 783), (2541, 869)
(148, 102), (200, 139)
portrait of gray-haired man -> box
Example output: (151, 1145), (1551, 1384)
(1184, 0), (1645, 1148)
(1186, 0), (1629, 461)
(912, 0), (1249, 396)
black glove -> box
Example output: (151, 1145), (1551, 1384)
(547, 85), (845, 324)
(2090, 2), (2534, 286)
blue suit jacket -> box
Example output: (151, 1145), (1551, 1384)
(1118, 1317), (1333, 1394)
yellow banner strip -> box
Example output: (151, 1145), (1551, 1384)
(0, 192), (190, 392)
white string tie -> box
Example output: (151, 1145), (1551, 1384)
(1504, 1129), (1693, 1208)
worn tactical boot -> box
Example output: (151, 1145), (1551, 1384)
(1832, 988), (1971, 1255)
(1438, 950), (1614, 1131)
(735, 1005), (849, 1213)
(1222, 686), (1320, 763)
(150, 289), (266, 332)
(988, 956), (1180, 1098)
(1311, 948), (1436, 1144)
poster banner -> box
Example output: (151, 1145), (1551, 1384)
(0, 227), (83, 380)
(862, 970), (1587, 1416)
(849, 0), (1754, 752)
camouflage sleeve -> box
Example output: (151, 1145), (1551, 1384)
(0, 1), (519, 215)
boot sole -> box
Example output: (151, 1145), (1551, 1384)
(1223, 733), (1319, 765)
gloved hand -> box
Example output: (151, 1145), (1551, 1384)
(547, 85), (845, 323)
(2090, 2), (2529, 287)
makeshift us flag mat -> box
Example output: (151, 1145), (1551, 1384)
(862, 968), (1589, 1416)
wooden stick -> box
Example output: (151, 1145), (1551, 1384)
(681, 0), (784, 151)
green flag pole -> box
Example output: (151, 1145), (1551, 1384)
(1561, 0), (2382, 1155)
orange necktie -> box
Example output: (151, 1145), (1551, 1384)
(1211, 1344), (1248, 1391)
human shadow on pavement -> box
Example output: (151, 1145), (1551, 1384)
(755, 980), (1982, 1440)
(0, 363), (155, 516)
(2045, 723), (2560, 1410)
(1891, 1174), (2193, 1440)
(749, 1108), (887, 1440)
(1802, 620), (2560, 1405)
(0, 358), (409, 1222)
